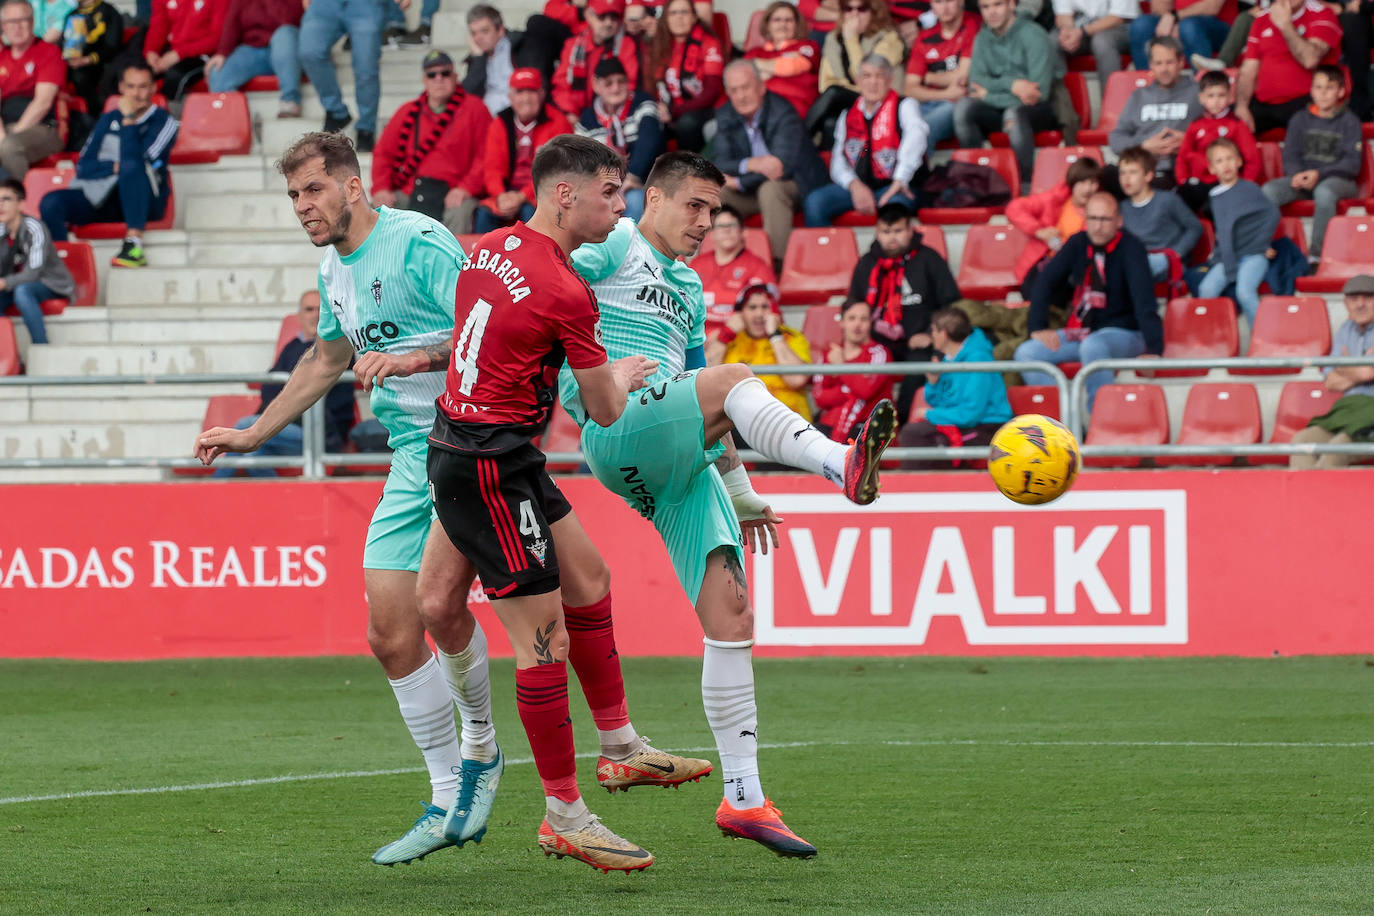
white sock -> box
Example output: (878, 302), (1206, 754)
(437, 622), (497, 763)
(598, 724), (640, 759)
(544, 794), (590, 830)
(389, 654), (462, 809)
(702, 637), (766, 809)
(723, 377), (846, 487)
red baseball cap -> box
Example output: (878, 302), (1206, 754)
(735, 280), (781, 314)
(509, 68), (543, 92)
(588, 0), (627, 17)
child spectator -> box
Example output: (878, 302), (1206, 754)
(61, 0), (123, 116)
(1005, 155), (1101, 295)
(690, 204), (776, 336)
(576, 58), (664, 221)
(1261, 65), (1362, 264)
(812, 300), (898, 441)
(1175, 69), (1260, 212)
(1192, 136), (1279, 324)
(746, 1), (822, 120)
(706, 281), (813, 422)
(645, 0), (724, 153)
(0, 177), (73, 346)
(1118, 145), (1202, 287)
(898, 305), (1012, 467)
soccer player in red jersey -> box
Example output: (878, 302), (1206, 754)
(423, 135), (703, 873)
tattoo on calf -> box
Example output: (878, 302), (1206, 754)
(533, 620), (558, 665)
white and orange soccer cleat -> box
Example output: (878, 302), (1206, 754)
(596, 738), (714, 793)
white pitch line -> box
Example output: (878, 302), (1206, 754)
(2, 738), (1369, 808)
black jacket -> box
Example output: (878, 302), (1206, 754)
(847, 232), (960, 361)
(462, 30), (543, 101)
(711, 91), (828, 197)
(1028, 229), (1164, 354)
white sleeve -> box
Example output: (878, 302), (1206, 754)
(830, 116), (857, 188)
(1107, 0), (1139, 18)
(894, 99), (929, 186)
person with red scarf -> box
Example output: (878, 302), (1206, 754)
(551, 0), (643, 121)
(846, 202), (960, 422)
(645, 0), (724, 152)
(575, 57), (664, 219)
(370, 50), (493, 236)
(746, 1), (822, 120)
(476, 68), (574, 233)
(812, 300), (898, 441)
(802, 53), (929, 226)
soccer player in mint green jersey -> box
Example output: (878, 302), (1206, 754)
(194, 133), (503, 867)
(559, 151), (901, 858)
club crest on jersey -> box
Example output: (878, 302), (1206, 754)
(505, 235), (521, 252)
(593, 319), (603, 345)
(371, 278), (382, 305)
(528, 537), (549, 567)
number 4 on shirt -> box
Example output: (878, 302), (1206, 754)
(453, 298), (493, 395)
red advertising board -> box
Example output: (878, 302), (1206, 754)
(0, 471), (1369, 659)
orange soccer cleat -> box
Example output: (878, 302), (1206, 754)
(715, 797), (818, 858)
(842, 399), (897, 505)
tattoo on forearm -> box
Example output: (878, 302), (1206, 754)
(533, 620), (558, 665)
(419, 342), (450, 371)
(714, 452), (741, 475)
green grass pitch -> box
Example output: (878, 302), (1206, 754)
(1, 656), (1371, 914)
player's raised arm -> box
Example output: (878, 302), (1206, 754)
(194, 334), (355, 464)
(571, 355), (659, 427)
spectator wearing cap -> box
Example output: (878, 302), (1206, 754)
(0, 0), (68, 179)
(1290, 274), (1374, 469)
(551, 0), (642, 121)
(299, 0), (386, 151)
(706, 280), (814, 421)
(690, 204), (777, 338)
(575, 57), (663, 220)
(645, 0), (724, 153)
(812, 300), (898, 442)
(462, 4), (566, 117)
(803, 52), (929, 227)
(205, 0), (304, 118)
(371, 50), (493, 237)
(476, 67), (573, 234)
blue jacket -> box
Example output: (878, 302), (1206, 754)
(72, 105), (179, 206)
(924, 329), (1013, 429)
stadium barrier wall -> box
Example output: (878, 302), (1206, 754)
(1, 471), (1370, 660)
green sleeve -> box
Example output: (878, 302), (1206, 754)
(571, 218), (634, 284)
(405, 225), (467, 317)
(1023, 24), (1056, 98)
(315, 273), (343, 341)
(685, 272), (707, 351)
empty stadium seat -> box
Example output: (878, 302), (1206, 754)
(22, 167), (73, 218)
(743, 8), (766, 50)
(1296, 216), (1372, 292)
(990, 72), (1090, 148)
(0, 315), (18, 374)
(778, 227), (859, 305)
(917, 148), (1019, 224)
(176, 394), (264, 477)
(1029, 145), (1104, 194)
(956, 224), (1028, 300)
(1250, 380), (1343, 465)
(1156, 382), (1261, 466)
(1006, 385), (1061, 420)
(1084, 384), (1169, 468)
(801, 303), (842, 353)
(693, 226), (772, 265)
(1079, 70), (1150, 145)
(1152, 297), (1239, 378)
(916, 224), (947, 260)
(1234, 296), (1332, 374)
(169, 93), (252, 164)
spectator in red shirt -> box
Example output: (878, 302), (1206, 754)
(0, 0), (65, 179)
(1235, 0), (1342, 136)
(904, 0), (980, 146)
(551, 0), (643, 121)
(143, 0), (228, 102)
(370, 50), (493, 237)
(645, 0), (723, 152)
(746, 1), (822, 120)
(1174, 69), (1260, 211)
(476, 67), (574, 234)
(690, 204), (777, 337)
(798, 0), (841, 40)
(205, 0), (303, 118)
(812, 300), (898, 442)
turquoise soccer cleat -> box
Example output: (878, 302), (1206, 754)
(371, 802), (455, 866)
(443, 746), (504, 845)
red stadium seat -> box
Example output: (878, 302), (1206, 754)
(956, 224), (1028, 300)
(743, 9), (766, 50)
(1256, 141), (1284, 185)
(275, 314), (302, 359)
(240, 75), (281, 93)
(1156, 382), (1261, 466)
(23, 242), (98, 316)
(1250, 380), (1343, 465)
(1279, 142), (1374, 217)
(1149, 297), (1239, 378)
(989, 72), (1090, 148)
(1191, 218), (1214, 266)
(801, 303), (842, 353)
(832, 210), (877, 227)
(1234, 296), (1332, 375)
(1006, 385), (1061, 420)
(693, 226), (771, 265)
(1296, 216), (1371, 293)
(916, 224), (946, 260)
(777, 227), (859, 305)
(169, 92), (252, 164)
(1084, 384), (1169, 468)
(22, 167), (73, 217)
(712, 12), (732, 52)
(1275, 215), (1307, 255)
(1079, 70), (1150, 145)
(0, 315), (18, 374)
(72, 181), (176, 238)
(539, 401), (584, 473)
(176, 394), (266, 477)
(918, 148), (1019, 224)
(1029, 145), (1103, 195)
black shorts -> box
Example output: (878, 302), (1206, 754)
(427, 441), (571, 599)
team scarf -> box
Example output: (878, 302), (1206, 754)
(1067, 231), (1121, 340)
(843, 90), (902, 183)
(593, 94), (635, 154)
(866, 245), (916, 326)
(566, 30), (628, 91)
(391, 91), (466, 189)
(662, 25), (709, 102)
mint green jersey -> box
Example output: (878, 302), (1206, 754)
(557, 217), (706, 426)
(316, 207), (466, 449)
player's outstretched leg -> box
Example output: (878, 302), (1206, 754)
(701, 367), (898, 505)
(549, 512), (712, 794)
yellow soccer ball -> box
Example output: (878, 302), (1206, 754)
(988, 414), (1081, 505)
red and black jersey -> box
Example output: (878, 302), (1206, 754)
(432, 222), (607, 454)
(906, 13), (981, 82)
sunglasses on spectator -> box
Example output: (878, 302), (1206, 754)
(845, 4), (871, 10)
(595, 11), (622, 19)
(425, 69), (453, 79)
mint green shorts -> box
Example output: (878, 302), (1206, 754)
(579, 370), (742, 604)
(362, 440), (432, 573)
